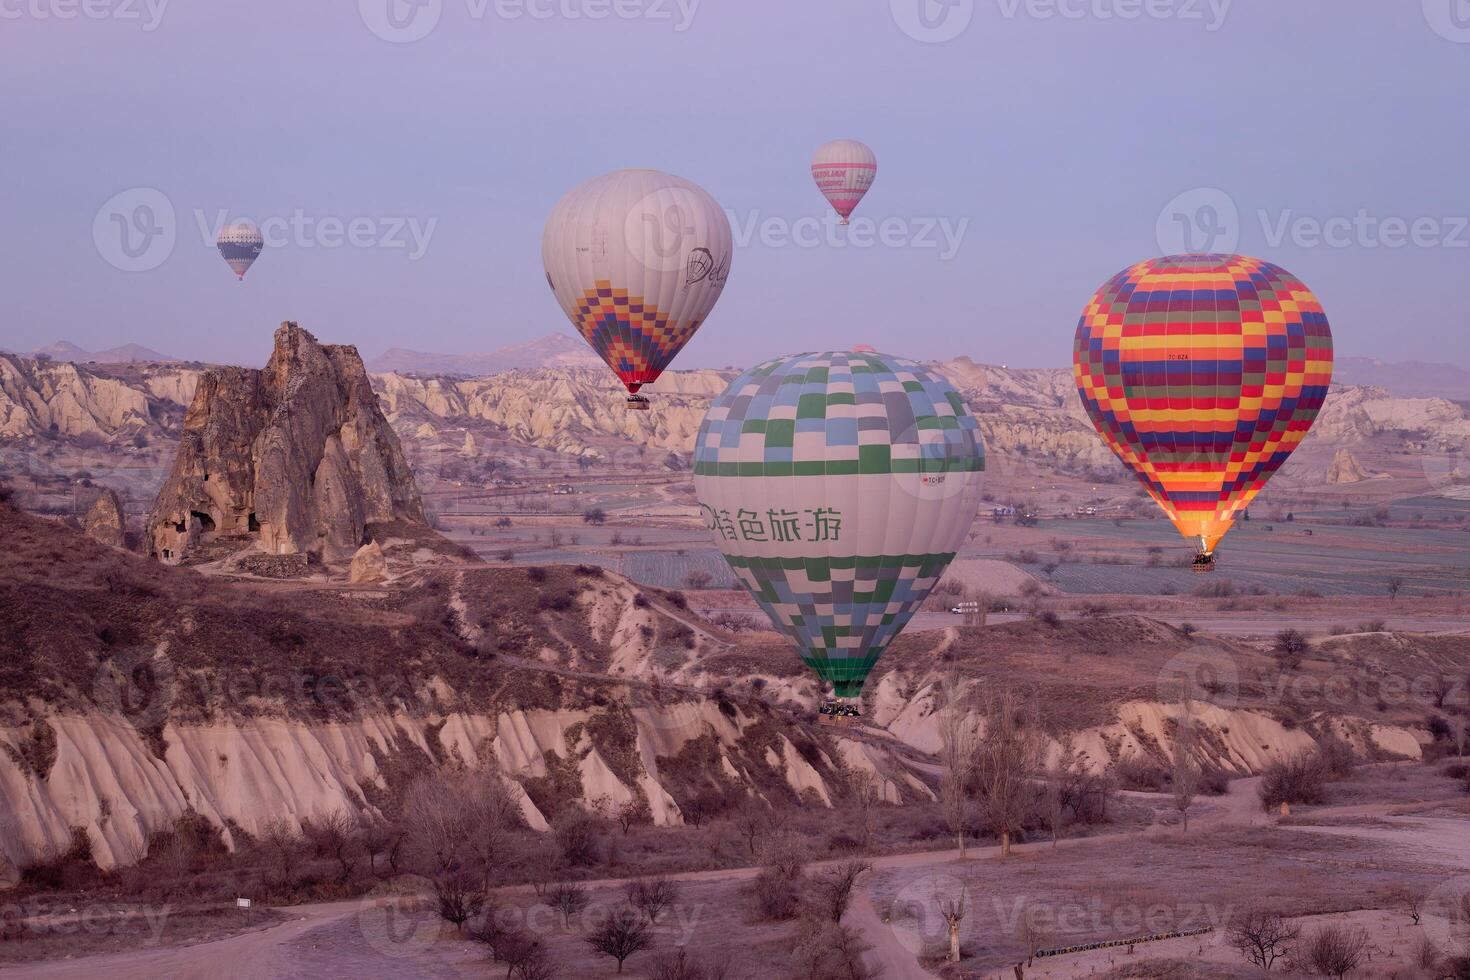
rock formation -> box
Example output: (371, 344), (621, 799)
(349, 540), (387, 583)
(81, 488), (125, 547)
(1326, 447), (1369, 484)
(147, 322), (424, 563)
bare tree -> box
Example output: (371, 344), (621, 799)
(433, 866), (485, 932)
(625, 876), (679, 923)
(644, 948), (735, 980)
(811, 859), (872, 923)
(305, 809), (362, 882)
(488, 925), (548, 980)
(732, 797), (767, 857)
(1393, 887), (1424, 925)
(1172, 693), (1200, 832)
(1301, 923), (1368, 979)
(934, 883), (967, 963)
(400, 767), (518, 883)
(547, 881), (589, 927)
(844, 769), (880, 852)
(936, 675), (977, 857)
(1043, 733), (1084, 849)
(258, 817), (302, 885)
(1015, 911), (1053, 969)
(974, 688), (1044, 857)
(585, 904), (653, 974)
(617, 797), (650, 835)
(358, 817), (400, 878)
(1387, 575), (1403, 602)
(789, 919), (879, 980)
(1226, 907), (1300, 970)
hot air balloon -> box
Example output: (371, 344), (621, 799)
(216, 220), (263, 280)
(811, 140), (876, 225)
(542, 169), (732, 410)
(694, 351), (985, 707)
(1073, 254), (1333, 571)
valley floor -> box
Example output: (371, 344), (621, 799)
(5, 768), (1467, 979)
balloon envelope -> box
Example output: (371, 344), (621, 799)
(811, 139), (876, 225)
(694, 351), (985, 698)
(542, 169), (732, 395)
(216, 220), (263, 280)
(1073, 254), (1333, 557)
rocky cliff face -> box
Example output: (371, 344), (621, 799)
(0, 354), (198, 440)
(374, 367), (733, 457)
(146, 322), (425, 563)
(81, 488), (125, 547)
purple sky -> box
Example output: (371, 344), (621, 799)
(3, 1), (1468, 370)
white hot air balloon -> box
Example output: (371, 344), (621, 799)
(811, 139), (877, 225)
(216, 219), (263, 280)
(693, 350), (985, 704)
(542, 169), (733, 410)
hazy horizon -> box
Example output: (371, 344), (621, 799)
(5, 2), (1469, 370)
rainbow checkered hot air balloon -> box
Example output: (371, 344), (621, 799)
(694, 351), (985, 703)
(1073, 254), (1333, 570)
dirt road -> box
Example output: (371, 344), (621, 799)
(0, 775), (1274, 980)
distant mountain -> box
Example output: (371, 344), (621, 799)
(1334, 357), (1470, 401)
(367, 333), (600, 375)
(27, 341), (178, 364)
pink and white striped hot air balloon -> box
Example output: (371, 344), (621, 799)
(811, 139), (876, 225)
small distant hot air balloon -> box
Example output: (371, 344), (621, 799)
(216, 220), (263, 281)
(811, 140), (876, 225)
(542, 169), (732, 410)
(1073, 254), (1334, 571)
(852, 344), (877, 353)
(694, 351), (985, 706)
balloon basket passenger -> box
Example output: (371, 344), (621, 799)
(818, 699), (862, 726)
(626, 393), (651, 411)
(1191, 551), (1217, 573)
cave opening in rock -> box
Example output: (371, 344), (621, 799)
(248, 512), (259, 532)
(191, 511), (216, 533)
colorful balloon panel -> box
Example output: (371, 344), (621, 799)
(811, 139), (876, 225)
(1073, 254), (1333, 556)
(542, 169), (732, 394)
(216, 220), (263, 280)
(694, 351), (985, 698)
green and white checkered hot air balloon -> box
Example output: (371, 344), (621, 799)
(693, 351), (985, 702)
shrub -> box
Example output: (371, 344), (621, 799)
(553, 812), (602, 867)
(1298, 923), (1368, 978)
(584, 904), (652, 974)
(1260, 751), (1329, 809)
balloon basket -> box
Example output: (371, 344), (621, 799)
(818, 699), (861, 726)
(1191, 553), (1217, 573)
(626, 395), (651, 411)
